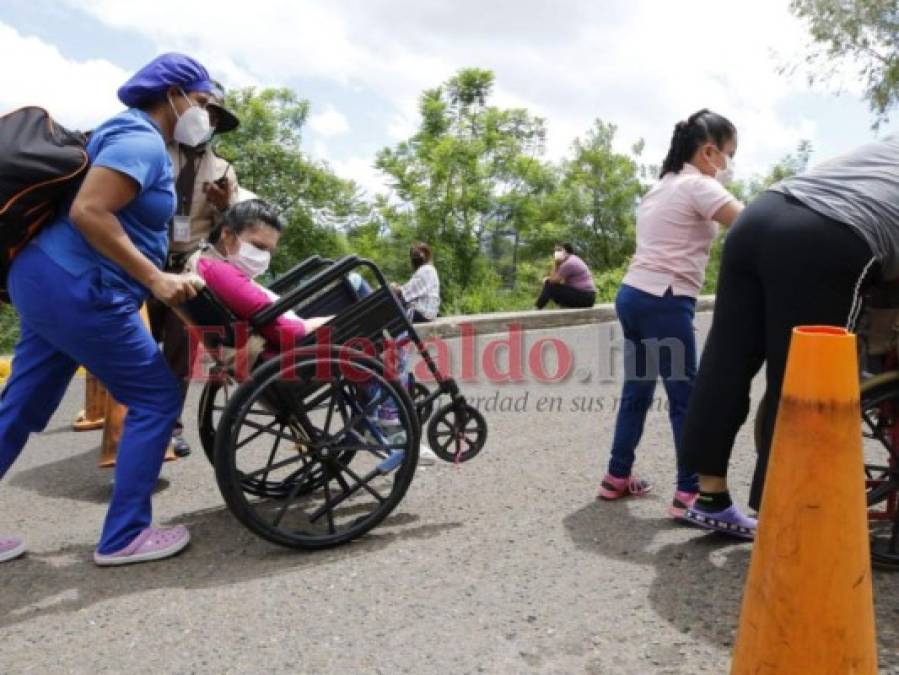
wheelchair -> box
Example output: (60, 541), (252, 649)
(177, 254), (488, 550)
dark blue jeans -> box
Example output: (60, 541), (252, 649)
(607, 284), (698, 492)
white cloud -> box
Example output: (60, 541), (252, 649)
(54, 1), (877, 183)
(0, 22), (127, 130)
(308, 105), (350, 137)
(326, 155), (388, 198)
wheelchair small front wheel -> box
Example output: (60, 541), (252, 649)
(427, 402), (487, 463)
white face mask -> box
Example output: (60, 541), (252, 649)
(553, 250), (566, 262)
(229, 240), (271, 278)
(713, 149), (735, 186)
(169, 89), (212, 148)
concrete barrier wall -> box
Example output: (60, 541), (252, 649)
(0, 295), (716, 379)
(416, 295), (716, 339)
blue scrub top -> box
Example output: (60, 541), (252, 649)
(35, 108), (175, 303)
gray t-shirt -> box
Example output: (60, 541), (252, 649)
(771, 135), (899, 277)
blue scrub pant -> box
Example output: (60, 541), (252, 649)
(0, 245), (181, 554)
(607, 284), (699, 493)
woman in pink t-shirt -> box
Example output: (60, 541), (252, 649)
(598, 110), (745, 533)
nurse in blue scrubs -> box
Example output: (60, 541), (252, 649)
(0, 53), (214, 566)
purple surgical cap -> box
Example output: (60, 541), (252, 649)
(117, 52), (213, 107)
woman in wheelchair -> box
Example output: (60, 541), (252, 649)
(188, 199), (409, 435)
(187, 199), (332, 347)
(178, 199), (486, 550)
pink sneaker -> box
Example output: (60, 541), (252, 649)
(669, 490), (699, 518)
(597, 473), (653, 500)
(94, 526), (190, 567)
(0, 535), (26, 563)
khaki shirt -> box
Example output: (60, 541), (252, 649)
(167, 144), (239, 254)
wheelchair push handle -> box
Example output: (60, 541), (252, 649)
(267, 255), (330, 294)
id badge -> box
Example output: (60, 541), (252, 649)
(173, 215), (191, 243)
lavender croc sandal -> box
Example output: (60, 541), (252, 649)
(0, 535), (26, 563)
(94, 526), (190, 567)
(681, 505), (757, 540)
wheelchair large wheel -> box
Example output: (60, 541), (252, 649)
(199, 377), (231, 466)
(214, 345), (420, 550)
(427, 402), (487, 463)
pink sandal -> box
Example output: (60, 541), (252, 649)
(597, 473), (653, 500)
(94, 526), (190, 567)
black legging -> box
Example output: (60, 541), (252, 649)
(535, 281), (596, 309)
(682, 191), (879, 510)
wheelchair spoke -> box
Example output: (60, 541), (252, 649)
(242, 452), (306, 479)
(261, 423), (286, 485)
(333, 468), (351, 494)
(332, 458), (386, 503)
(308, 466), (383, 525)
(248, 408), (279, 417)
(322, 384), (339, 437)
(271, 457), (321, 527)
(236, 419), (295, 448)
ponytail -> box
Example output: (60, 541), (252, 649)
(659, 109), (736, 178)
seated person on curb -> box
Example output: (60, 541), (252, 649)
(535, 243), (597, 309)
(390, 242), (440, 323)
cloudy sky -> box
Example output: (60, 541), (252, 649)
(1, 0), (893, 196)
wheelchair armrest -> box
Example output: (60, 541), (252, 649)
(267, 255), (331, 294)
(251, 255), (388, 328)
(175, 285), (241, 348)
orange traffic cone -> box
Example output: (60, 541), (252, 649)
(731, 326), (877, 674)
(73, 371), (107, 431)
(98, 304), (177, 467)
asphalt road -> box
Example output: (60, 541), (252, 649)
(1, 315), (898, 674)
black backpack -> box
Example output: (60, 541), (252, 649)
(0, 107), (89, 298)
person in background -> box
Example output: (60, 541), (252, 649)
(0, 53), (211, 566)
(391, 242), (440, 323)
(597, 110), (743, 524)
(148, 80), (240, 458)
(535, 243), (596, 309)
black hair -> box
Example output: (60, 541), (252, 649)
(410, 241), (432, 269)
(208, 199), (283, 244)
(555, 242), (574, 255)
(659, 109), (736, 178)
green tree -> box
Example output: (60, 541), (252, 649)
(550, 121), (647, 270)
(373, 68), (549, 304)
(728, 140), (813, 203)
(214, 88), (368, 273)
(788, 0), (898, 125)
